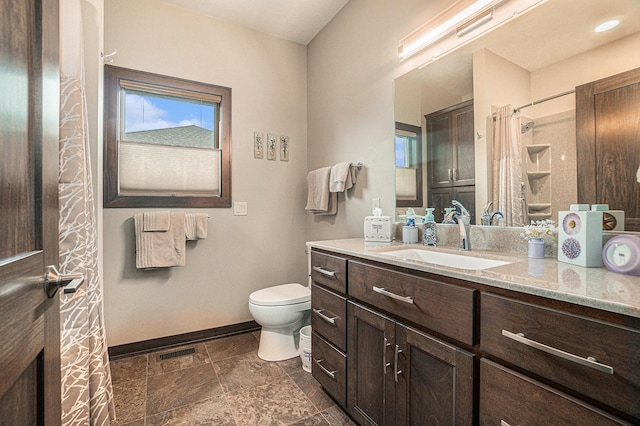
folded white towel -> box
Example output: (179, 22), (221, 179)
(185, 213), (208, 240)
(305, 167), (337, 215)
(329, 162), (357, 193)
(135, 212), (186, 269)
(143, 211), (170, 231)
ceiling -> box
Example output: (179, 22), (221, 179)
(160, 0), (350, 45)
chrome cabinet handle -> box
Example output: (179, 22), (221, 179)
(383, 337), (392, 374)
(372, 286), (414, 304)
(453, 168), (457, 180)
(312, 266), (336, 277)
(394, 344), (403, 383)
(448, 168), (453, 181)
(501, 329), (614, 375)
(44, 265), (85, 298)
(313, 308), (337, 325)
(314, 358), (336, 379)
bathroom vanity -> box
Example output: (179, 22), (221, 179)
(307, 238), (640, 425)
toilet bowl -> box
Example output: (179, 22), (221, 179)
(248, 283), (311, 361)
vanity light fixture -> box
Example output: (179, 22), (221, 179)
(456, 9), (493, 37)
(595, 19), (619, 33)
(398, 0), (502, 60)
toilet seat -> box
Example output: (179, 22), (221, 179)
(249, 283), (310, 306)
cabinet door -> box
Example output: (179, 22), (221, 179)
(427, 113), (453, 188)
(455, 185), (476, 225)
(452, 103), (475, 186)
(396, 325), (475, 426)
(348, 302), (396, 426)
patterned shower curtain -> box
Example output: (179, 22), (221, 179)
(59, 0), (115, 424)
(492, 105), (524, 227)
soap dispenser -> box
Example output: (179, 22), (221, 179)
(423, 208), (437, 246)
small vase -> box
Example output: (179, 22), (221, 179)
(528, 238), (545, 259)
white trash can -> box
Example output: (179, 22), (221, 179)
(299, 325), (312, 372)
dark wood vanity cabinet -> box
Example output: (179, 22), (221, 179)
(347, 302), (474, 425)
(310, 251), (349, 407)
(347, 260), (475, 425)
(481, 292), (640, 423)
(309, 248), (639, 425)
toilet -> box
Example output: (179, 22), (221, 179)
(248, 283), (311, 361)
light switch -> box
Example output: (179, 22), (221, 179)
(234, 201), (248, 216)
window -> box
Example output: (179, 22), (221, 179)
(104, 65), (231, 208)
(395, 122), (423, 207)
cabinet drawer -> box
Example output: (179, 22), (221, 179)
(311, 331), (346, 407)
(310, 251), (347, 294)
(480, 359), (626, 425)
(348, 261), (476, 345)
(481, 293), (640, 419)
(311, 284), (347, 352)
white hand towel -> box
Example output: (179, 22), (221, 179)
(329, 162), (357, 193)
(135, 212), (186, 269)
(185, 213), (208, 240)
(143, 211), (170, 231)
(305, 167), (337, 215)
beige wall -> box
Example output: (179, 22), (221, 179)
(306, 0), (450, 240)
(103, 0), (309, 346)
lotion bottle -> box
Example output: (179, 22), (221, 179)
(423, 208), (437, 246)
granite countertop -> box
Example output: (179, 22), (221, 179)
(306, 238), (640, 319)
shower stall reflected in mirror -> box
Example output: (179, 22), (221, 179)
(493, 91), (577, 227)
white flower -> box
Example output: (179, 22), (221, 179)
(521, 219), (557, 241)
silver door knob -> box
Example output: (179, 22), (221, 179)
(44, 265), (85, 298)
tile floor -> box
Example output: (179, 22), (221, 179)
(110, 331), (356, 425)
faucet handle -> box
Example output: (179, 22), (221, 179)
(452, 200), (471, 219)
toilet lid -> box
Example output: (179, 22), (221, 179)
(249, 283), (310, 306)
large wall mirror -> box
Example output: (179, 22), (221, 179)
(394, 0), (640, 231)
(104, 66), (231, 208)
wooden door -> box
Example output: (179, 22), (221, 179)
(347, 302), (396, 426)
(577, 67), (640, 231)
(395, 325), (475, 425)
(0, 0), (61, 424)
(452, 103), (475, 186)
(427, 113), (453, 188)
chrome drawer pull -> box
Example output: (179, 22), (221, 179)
(372, 286), (414, 304)
(314, 358), (336, 379)
(312, 266), (336, 277)
(501, 329), (614, 375)
(313, 308), (337, 325)
(383, 337), (392, 374)
(394, 344), (403, 383)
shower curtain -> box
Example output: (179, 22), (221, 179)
(59, 0), (115, 424)
(492, 105), (524, 227)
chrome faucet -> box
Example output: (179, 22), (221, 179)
(445, 200), (471, 250)
(480, 201), (504, 226)
(490, 210), (504, 226)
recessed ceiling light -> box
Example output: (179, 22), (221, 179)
(595, 19), (620, 33)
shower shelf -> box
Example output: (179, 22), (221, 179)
(527, 171), (551, 179)
(528, 212), (552, 220)
(526, 144), (550, 154)
(528, 203), (551, 211)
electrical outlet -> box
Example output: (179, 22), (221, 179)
(234, 201), (248, 216)
(372, 198), (381, 209)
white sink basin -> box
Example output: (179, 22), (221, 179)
(379, 248), (512, 270)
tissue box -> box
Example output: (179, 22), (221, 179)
(364, 216), (392, 242)
(558, 208), (603, 267)
(591, 204), (625, 231)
